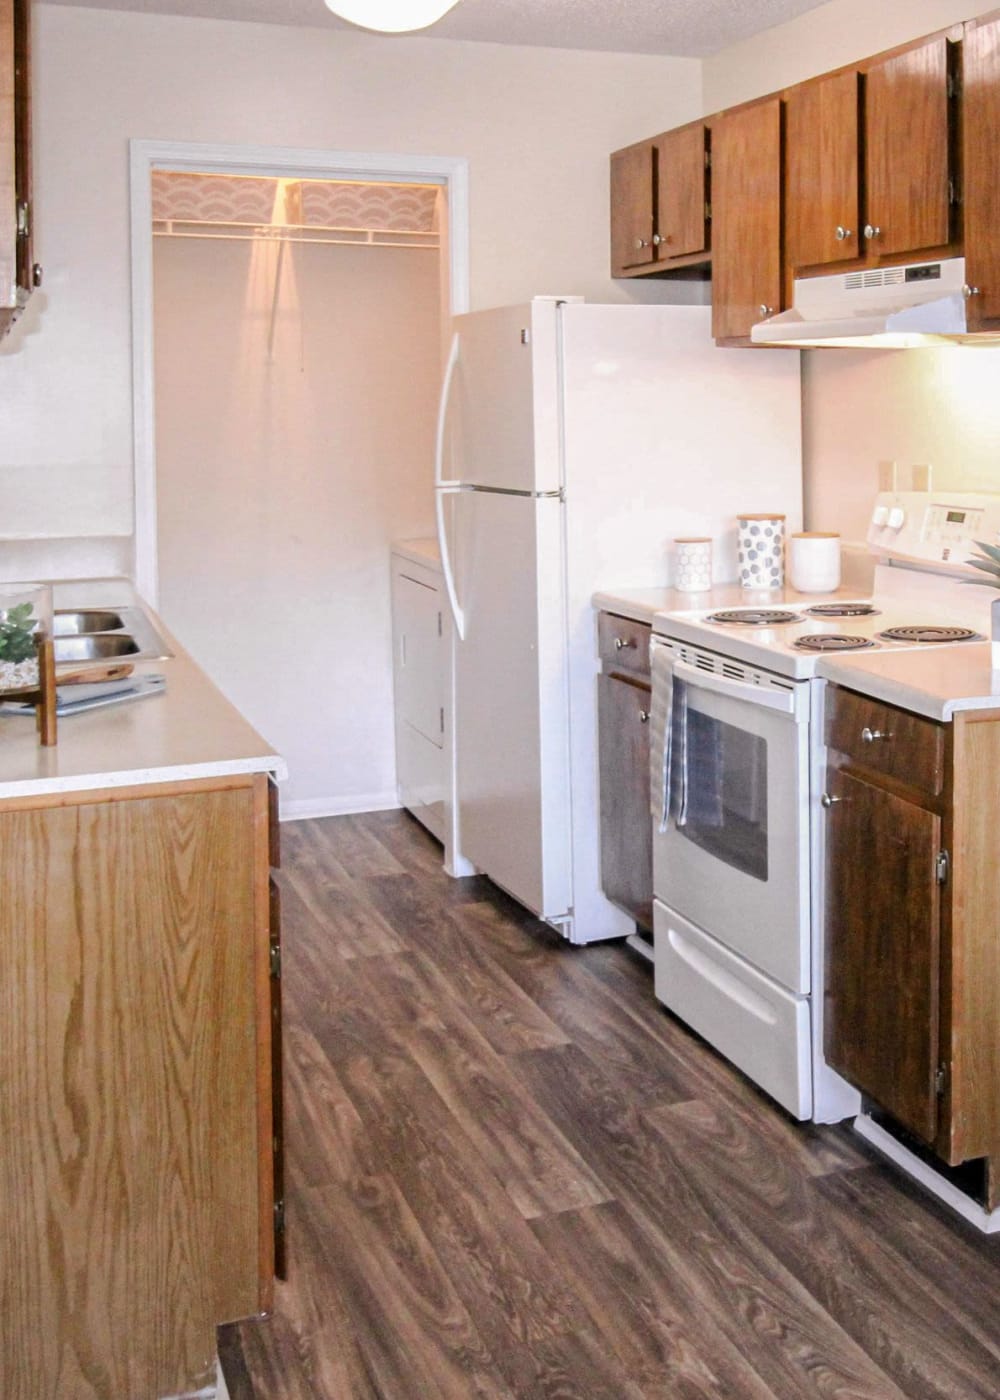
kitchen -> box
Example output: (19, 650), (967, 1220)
(5, 0), (1000, 1397)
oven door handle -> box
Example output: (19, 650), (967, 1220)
(671, 658), (798, 717)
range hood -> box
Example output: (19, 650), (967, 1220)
(751, 256), (981, 347)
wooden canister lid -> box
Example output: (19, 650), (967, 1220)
(674, 536), (712, 543)
(791, 531), (839, 538)
(738, 513), (786, 521)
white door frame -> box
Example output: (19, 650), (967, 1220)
(128, 138), (470, 604)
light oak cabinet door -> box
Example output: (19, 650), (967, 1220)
(962, 15), (1000, 331)
(655, 124), (709, 261)
(610, 143), (656, 275)
(824, 767), (942, 1144)
(785, 69), (861, 270)
(711, 100), (783, 342)
(864, 36), (952, 260)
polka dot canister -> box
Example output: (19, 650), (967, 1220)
(737, 513), (786, 590)
(674, 537), (713, 593)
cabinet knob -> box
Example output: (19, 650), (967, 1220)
(834, 225), (852, 241)
(758, 304), (774, 318)
(861, 726), (890, 743)
(963, 283), (981, 298)
(634, 237), (651, 250)
(820, 793), (841, 808)
(639, 709), (650, 724)
(614, 636), (635, 650)
(863, 223), (881, 240)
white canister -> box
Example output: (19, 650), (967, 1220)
(789, 531), (841, 593)
(674, 537), (712, 593)
(737, 514), (785, 590)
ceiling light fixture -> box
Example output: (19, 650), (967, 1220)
(323, 0), (462, 33)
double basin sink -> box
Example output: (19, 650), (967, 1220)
(52, 607), (172, 665)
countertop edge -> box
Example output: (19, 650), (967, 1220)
(0, 754), (288, 803)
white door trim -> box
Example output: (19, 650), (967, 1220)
(128, 138), (470, 604)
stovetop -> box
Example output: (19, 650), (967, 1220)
(655, 590), (988, 680)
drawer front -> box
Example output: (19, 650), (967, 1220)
(598, 612), (651, 679)
(825, 685), (944, 797)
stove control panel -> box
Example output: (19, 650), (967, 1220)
(867, 490), (1000, 571)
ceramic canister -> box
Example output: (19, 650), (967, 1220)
(674, 537), (712, 593)
(788, 531), (841, 593)
(737, 514), (786, 590)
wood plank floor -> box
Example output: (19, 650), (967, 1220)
(219, 810), (1000, 1399)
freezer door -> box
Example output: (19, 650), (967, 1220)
(449, 301), (562, 493)
(450, 488), (572, 920)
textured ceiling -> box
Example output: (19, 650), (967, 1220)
(43, 0), (831, 58)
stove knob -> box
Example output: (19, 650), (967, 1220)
(872, 505), (889, 527)
(887, 506), (906, 529)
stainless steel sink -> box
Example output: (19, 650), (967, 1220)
(54, 634), (140, 663)
(52, 606), (173, 665)
(52, 610), (126, 636)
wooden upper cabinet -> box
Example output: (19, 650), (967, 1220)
(655, 124), (709, 261)
(610, 143), (656, 275)
(786, 70), (861, 270)
(864, 36), (952, 260)
(962, 15), (1000, 330)
(711, 100), (782, 342)
(0, 0), (33, 340)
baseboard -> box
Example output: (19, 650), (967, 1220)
(853, 1114), (1000, 1234)
(280, 792), (401, 822)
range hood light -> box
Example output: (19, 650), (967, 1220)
(323, 0), (462, 32)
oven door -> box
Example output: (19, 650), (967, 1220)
(652, 645), (810, 993)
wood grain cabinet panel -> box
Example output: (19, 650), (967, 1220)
(655, 124), (709, 261)
(597, 610), (651, 681)
(785, 69), (861, 270)
(962, 15), (1000, 330)
(610, 143), (656, 275)
(0, 0), (33, 340)
(864, 37), (952, 259)
(824, 768), (942, 1144)
(711, 100), (783, 342)
(0, 776), (274, 1400)
(598, 670), (653, 931)
(824, 686), (944, 798)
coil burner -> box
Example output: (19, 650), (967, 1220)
(792, 634), (876, 652)
(707, 609), (802, 626)
(805, 602), (879, 618)
(878, 625), (980, 644)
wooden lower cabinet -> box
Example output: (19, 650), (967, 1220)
(597, 613), (652, 931)
(0, 772), (277, 1400)
(824, 685), (1000, 1199)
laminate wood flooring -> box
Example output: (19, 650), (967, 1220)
(219, 811), (1000, 1400)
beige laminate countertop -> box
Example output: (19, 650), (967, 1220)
(0, 578), (284, 801)
(593, 581), (870, 628)
(816, 645), (1000, 723)
(391, 537), (442, 571)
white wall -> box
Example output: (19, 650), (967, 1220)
(154, 235), (441, 815)
(706, 0), (1000, 544)
(0, 4), (702, 583)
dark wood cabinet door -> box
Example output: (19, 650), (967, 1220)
(598, 673), (653, 931)
(655, 124), (708, 260)
(824, 768), (942, 1144)
(785, 70), (860, 270)
(1, 0), (32, 338)
(610, 144), (656, 274)
(865, 37), (952, 259)
(962, 16), (1000, 331)
(711, 100), (782, 342)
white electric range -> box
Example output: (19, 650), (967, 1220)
(648, 491), (1000, 1124)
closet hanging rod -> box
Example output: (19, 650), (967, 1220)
(153, 219), (438, 251)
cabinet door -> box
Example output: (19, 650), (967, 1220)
(0, 0), (32, 337)
(962, 17), (1000, 331)
(393, 568), (444, 748)
(610, 143), (656, 274)
(655, 125), (708, 260)
(865, 37), (952, 259)
(598, 673), (653, 930)
(785, 70), (860, 270)
(824, 768), (941, 1143)
(711, 100), (782, 341)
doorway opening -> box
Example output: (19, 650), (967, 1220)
(130, 141), (469, 819)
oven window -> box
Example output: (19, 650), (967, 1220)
(680, 709), (768, 882)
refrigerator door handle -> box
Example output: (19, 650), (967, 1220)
(435, 333), (465, 639)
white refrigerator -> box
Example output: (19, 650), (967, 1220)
(435, 297), (802, 944)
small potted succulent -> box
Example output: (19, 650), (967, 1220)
(0, 583), (51, 695)
(965, 543), (1000, 669)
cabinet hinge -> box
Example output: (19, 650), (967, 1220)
(704, 150), (711, 170)
(949, 177), (957, 206)
(936, 850), (950, 885)
(947, 72), (958, 99)
(269, 940), (282, 979)
(935, 1063), (949, 1097)
(704, 201), (712, 222)
(16, 201), (29, 239)
(440, 706), (445, 735)
(274, 1196), (286, 1235)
